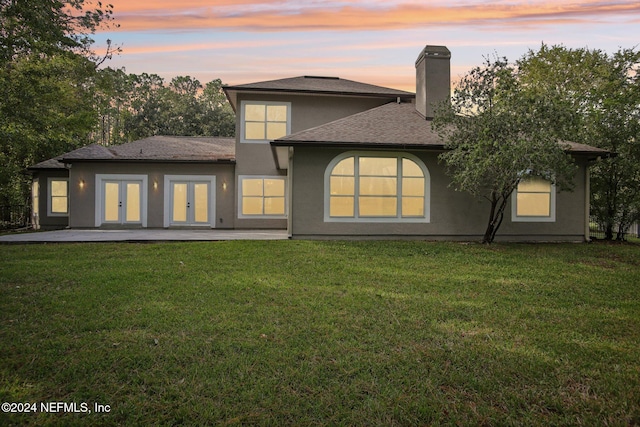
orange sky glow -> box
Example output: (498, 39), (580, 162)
(92, 0), (640, 92)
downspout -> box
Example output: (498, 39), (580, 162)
(584, 163), (591, 242)
(287, 146), (294, 239)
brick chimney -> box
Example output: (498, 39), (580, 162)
(415, 45), (451, 119)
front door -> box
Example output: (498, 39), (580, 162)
(103, 180), (142, 225)
(170, 181), (210, 226)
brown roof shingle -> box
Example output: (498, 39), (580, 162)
(274, 101), (612, 157)
(224, 76), (414, 109)
(60, 136), (235, 163)
(226, 76), (414, 96)
(274, 102), (443, 148)
(28, 156), (67, 170)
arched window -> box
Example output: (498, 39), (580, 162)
(325, 152), (430, 222)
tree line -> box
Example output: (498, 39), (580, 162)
(0, 0), (234, 209)
(93, 71), (234, 146)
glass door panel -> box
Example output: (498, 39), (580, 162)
(193, 183), (209, 224)
(125, 183), (141, 222)
(104, 182), (120, 222)
(172, 183), (188, 223)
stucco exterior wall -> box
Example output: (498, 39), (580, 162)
(233, 92), (396, 229)
(68, 162), (235, 229)
(32, 170), (70, 230)
(289, 147), (589, 241)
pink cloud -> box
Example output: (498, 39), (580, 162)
(107, 1), (640, 32)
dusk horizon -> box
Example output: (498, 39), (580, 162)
(91, 1), (639, 92)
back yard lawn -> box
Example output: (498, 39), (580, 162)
(1, 241), (639, 426)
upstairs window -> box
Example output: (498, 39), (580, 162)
(512, 175), (556, 222)
(241, 101), (290, 143)
(325, 152), (430, 222)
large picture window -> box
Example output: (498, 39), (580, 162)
(512, 175), (556, 222)
(239, 176), (287, 218)
(325, 152), (429, 222)
(241, 101), (290, 143)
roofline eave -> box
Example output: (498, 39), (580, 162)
(60, 158), (237, 164)
(271, 141), (614, 158)
(223, 87), (414, 112)
(271, 140), (447, 151)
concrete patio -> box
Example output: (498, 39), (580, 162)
(0, 229), (289, 243)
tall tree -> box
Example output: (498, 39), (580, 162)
(200, 79), (235, 137)
(162, 76), (205, 136)
(0, 0), (117, 63)
(0, 0), (117, 206)
(432, 55), (577, 244)
(517, 45), (640, 240)
(95, 71), (235, 144)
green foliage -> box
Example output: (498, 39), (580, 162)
(432, 55), (577, 243)
(0, 0), (235, 207)
(0, 0), (116, 206)
(1, 241), (639, 425)
(517, 44), (640, 240)
(0, 0), (116, 63)
(93, 71), (235, 145)
(0, 52), (101, 205)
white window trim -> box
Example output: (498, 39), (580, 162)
(511, 178), (556, 223)
(238, 175), (288, 219)
(47, 178), (69, 217)
(324, 151), (430, 223)
(163, 175), (216, 228)
(95, 174), (148, 227)
(240, 100), (291, 144)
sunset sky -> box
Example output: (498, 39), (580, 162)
(93, 0), (640, 92)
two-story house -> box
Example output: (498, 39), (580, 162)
(29, 45), (609, 241)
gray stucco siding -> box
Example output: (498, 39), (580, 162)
(233, 92), (395, 230)
(32, 170), (70, 229)
(289, 147), (588, 241)
(234, 92), (398, 173)
(68, 162), (235, 229)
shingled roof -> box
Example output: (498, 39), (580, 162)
(273, 101), (612, 158)
(224, 76), (414, 109)
(28, 156), (67, 170)
(273, 102), (443, 148)
(59, 136), (235, 163)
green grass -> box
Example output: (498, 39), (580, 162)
(1, 241), (639, 426)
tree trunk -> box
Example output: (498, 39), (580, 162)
(605, 222), (614, 240)
(482, 193), (509, 244)
(482, 220), (495, 244)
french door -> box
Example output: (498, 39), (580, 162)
(170, 181), (210, 225)
(102, 180), (143, 225)
(95, 174), (148, 227)
(164, 176), (216, 227)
